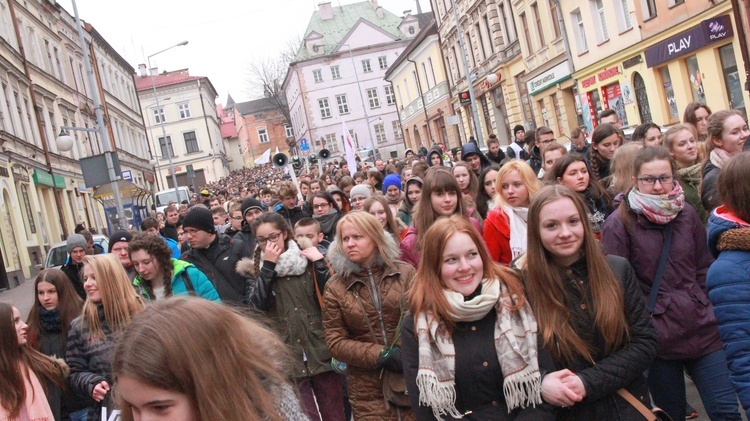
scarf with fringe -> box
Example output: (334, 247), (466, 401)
(628, 183), (685, 225)
(502, 205), (529, 260)
(261, 240), (308, 277)
(415, 278), (541, 419)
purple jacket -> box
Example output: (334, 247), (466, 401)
(601, 203), (720, 360)
(400, 217), (482, 268)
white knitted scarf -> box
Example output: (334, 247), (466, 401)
(502, 204), (529, 260)
(415, 278), (542, 419)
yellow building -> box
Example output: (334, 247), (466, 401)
(385, 17), (461, 152)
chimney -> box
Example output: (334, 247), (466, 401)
(150, 67), (159, 76)
(376, 6), (383, 19)
(371, 0), (378, 10)
(138, 64), (147, 77)
(319, 2), (333, 20)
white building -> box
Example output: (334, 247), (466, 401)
(284, 1), (425, 161)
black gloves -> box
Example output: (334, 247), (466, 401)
(376, 345), (403, 373)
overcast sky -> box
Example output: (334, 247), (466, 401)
(57, 0), (431, 106)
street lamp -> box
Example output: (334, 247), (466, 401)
(147, 40), (188, 202)
(68, 0), (127, 231)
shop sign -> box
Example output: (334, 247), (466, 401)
(458, 91), (471, 105)
(598, 66), (621, 81)
(623, 55), (643, 69)
(621, 81), (634, 105)
(581, 76), (597, 89)
(32, 169), (65, 189)
(527, 61), (571, 96)
(644, 14), (733, 68)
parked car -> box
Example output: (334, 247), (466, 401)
(44, 234), (109, 269)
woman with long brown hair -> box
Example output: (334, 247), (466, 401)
(524, 185), (657, 419)
(1, 302), (67, 420)
(25, 269), (85, 420)
(65, 254), (144, 419)
(364, 196), (405, 247)
(701, 109), (749, 212)
(402, 216), (554, 419)
(112, 297), (308, 421)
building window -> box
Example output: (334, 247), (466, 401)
(153, 107), (165, 124)
(571, 9), (588, 53)
(685, 55), (705, 102)
(318, 98), (331, 118)
(451, 46), (461, 79)
(590, 0), (609, 43)
(660, 67), (679, 121)
(322, 133), (340, 153)
(285, 124), (294, 138)
(475, 23), (488, 61)
(257, 127), (269, 143)
(615, 0), (632, 32)
(336, 94), (349, 114)
(378, 56), (388, 69)
(374, 122), (387, 143)
(178, 131), (198, 154)
(719, 44), (746, 114)
(643, 0), (657, 20)
(384, 85), (396, 106)
(392, 120), (402, 139)
(159, 135), (174, 158)
(549, 1), (561, 39)
(362, 59), (372, 73)
(330, 66), (340, 79)
(531, 3), (545, 46)
(367, 88), (380, 108)
(313, 69), (323, 83)
(20, 184), (36, 234)
(668, 0), (685, 6)
(178, 103), (191, 119)
(483, 15), (495, 54)
(499, 2), (517, 43)
(520, 13), (532, 52)
(465, 32), (476, 67)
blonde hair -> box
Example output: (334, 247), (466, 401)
(81, 254), (144, 342)
(607, 142), (643, 195)
(494, 160), (541, 207)
(332, 212), (398, 269)
(113, 297), (292, 421)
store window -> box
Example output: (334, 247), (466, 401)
(685, 56), (704, 102)
(719, 44), (746, 117)
(660, 67), (679, 121)
(603, 82), (628, 127)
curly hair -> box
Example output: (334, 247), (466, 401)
(128, 233), (175, 299)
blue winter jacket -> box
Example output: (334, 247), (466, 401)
(133, 258), (220, 302)
(706, 205), (750, 418)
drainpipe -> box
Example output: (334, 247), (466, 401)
(8, 0), (69, 240)
(406, 56), (435, 146)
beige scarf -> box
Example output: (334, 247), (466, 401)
(415, 278), (542, 419)
(0, 363), (54, 421)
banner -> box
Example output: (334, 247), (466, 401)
(341, 121), (357, 177)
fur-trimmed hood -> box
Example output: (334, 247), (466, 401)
(326, 231), (401, 279)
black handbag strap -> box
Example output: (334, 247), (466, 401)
(181, 271), (197, 296)
(647, 223), (673, 314)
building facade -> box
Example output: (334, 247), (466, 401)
(0, 0), (151, 288)
(561, 0), (748, 133)
(218, 96), (242, 172)
(283, 1), (415, 161)
(385, 16), (462, 152)
(234, 97), (293, 167)
(135, 67), (227, 191)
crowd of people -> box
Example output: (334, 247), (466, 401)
(2, 101), (750, 421)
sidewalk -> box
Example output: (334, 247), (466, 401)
(0, 277), (36, 317)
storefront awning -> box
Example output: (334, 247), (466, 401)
(93, 179), (151, 201)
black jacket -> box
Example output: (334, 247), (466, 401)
(506, 141), (530, 161)
(62, 260), (85, 300)
(402, 310), (556, 420)
(160, 223), (178, 241)
(180, 234), (252, 304)
(461, 142), (491, 173)
(526, 145), (542, 176)
(486, 149), (506, 165)
(232, 225), (257, 257)
(553, 255), (658, 421)
(276, 206), (310, 230)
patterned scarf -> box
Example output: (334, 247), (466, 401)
(502, 205), (529, 260)
(39, 308), (62, 333)
(260, 240), (308, 277)
(678, 162), (702, 186)
(415, 278), (541, 419)
(627, 183), (685, 224)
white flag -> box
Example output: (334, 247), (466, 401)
(254, 148), (271, 165)
(341, 121), (357, 177)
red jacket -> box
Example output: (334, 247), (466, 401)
(483, 208), (511, 265)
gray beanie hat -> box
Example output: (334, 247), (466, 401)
(350, 184), (372, 199)
(66, 234), (88, 255)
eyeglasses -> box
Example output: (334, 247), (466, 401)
(257, 231), (283, 246)
(313, 203), (330, 210)
(350, 197), (365, 203)
(231, 216), (243, 220)
(637, 175), (674, 185)
(539, 138), (556, 145)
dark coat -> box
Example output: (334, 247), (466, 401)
(701, 160), (720, 213)
(485, 148), (506, 165)
(427, 148), (445, 167)
(706, 207), (750, 418)
(402, 310), (556, 420)
(526, 145), (542, 176)
(461, 142), (491, 173)
(61, 260), (85, 300)
(160, 222), (178, 241)
(552, 256), (657, 420)
(601, 204), (721, 360)
(506, 141), (529, 161)
(232, 224), (257, 256)
(66, 305), (116, 420)
(276, 205), (310, 229)
(38, 328), (86, 420)
(180, 233), (252, 304)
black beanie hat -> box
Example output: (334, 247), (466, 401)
(241, 197), (263, 217)
(108, 230), (133, 252)
(513, 125), (525, 136)
(182, 207), (216, 234)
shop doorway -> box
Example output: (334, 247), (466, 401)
(634, 73), (652, 124)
